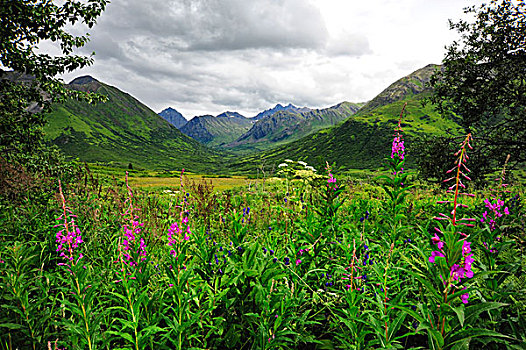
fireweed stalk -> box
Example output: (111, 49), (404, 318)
(118, 172), (148, 272)
(377, 103), (412, 244)
(55, 180), (99, 350)
(166, 167), (190, 257)
(425, 133), (477, 345)
(370, 107), (413, 347)
(342, 239), (360, 292)
(320, 162), (346, 221)
(430, 134), (475, 304)
(163, 215), (195, 349)
(110, 172), (152, 350)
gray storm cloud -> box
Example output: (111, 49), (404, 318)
(88, 0), (330, 55)
(59, 0), (454, 117)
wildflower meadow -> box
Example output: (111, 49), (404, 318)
(1, 111), (525, 350)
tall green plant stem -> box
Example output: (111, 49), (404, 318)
(384, 243), (394, 343)
(59, 180), (93, 350)
(438, 133), (472, 339)
(74, 277), (92, 350)
(124, 280), (140, 350)
(10, 280), (36, 350)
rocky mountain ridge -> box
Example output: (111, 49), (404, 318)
(159, 107), (187, 129)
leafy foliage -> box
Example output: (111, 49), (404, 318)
(0, 0), (108, 199)
(429, 0), (526, 166)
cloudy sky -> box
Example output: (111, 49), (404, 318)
(55, 0), (473, 119)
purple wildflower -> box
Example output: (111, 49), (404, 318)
(391, 135), (405, 160)
(119, 172), (148, 268)
(391, 107), (406, 160)
(481, 198), (510, 231)
(431, 233), (444, 249)
(461, 288), (469, 304)
(325, 162), (338, 190)
(449, 241), (474, 282)
(122, 219), (147, 266)
(429, 250), (445, 263)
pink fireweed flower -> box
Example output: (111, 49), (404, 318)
(481, 197), (510, 231)
(391, 136), (405, 160)
(184, 226), (191, 241)
(391, 103), (406, 160)
(431, 233), (444, 250)
(325, 161), (338, 190)
(431, 134), (477, 304)
(168, 222), (180, 244)
(55, 224), (83, 262)
(429, 250), (445, 263)
(462, 241), (471, 255)
(448, 240), (474, 282)
(461, 290), (469, 304)
(166, 217), (191, 255)
(120, 173), (148, 267)
(121, 219), (147, 266)
(56, 180), (84, 264)
(450, 264), (464, 281)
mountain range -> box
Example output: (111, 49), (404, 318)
(229, 101), (363, 153)
(230, 64), (461, 172)
(179, 111), (253, 147)
(165, 102), (362, 154)
(252, 103), (309, 120)
(42, 63), (460, 173)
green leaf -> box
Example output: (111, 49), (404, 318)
(446, 328), (513, 347)
(401, 269), (442, 301)
(442, 303), (465, 328)
(464, 302), (507, 325)
(106, 330), (135, 344)
(0, 322), (24, 330)
(388, 312), (407, 341)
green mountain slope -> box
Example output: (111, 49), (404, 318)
(44, 76), (226, 172)
(229, 65), (461, 173)
(228, 101), (364, 153)
(180, 112), (254, 147)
